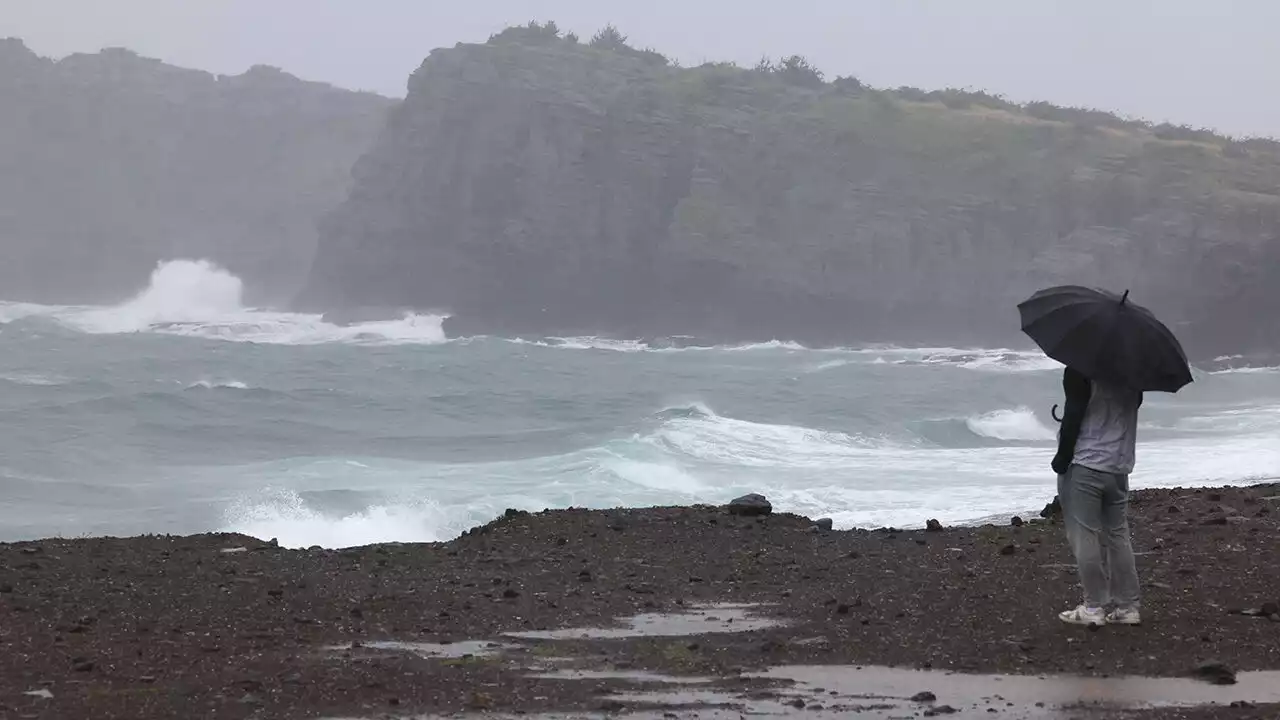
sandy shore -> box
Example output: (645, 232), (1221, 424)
(1, 484), (1278, 719)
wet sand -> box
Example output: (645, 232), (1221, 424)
(1, 483), (1278, 719)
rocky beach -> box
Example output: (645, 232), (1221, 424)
(2, 483), (1278, 720)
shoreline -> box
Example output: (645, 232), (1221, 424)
(2, 483), (1278, 719)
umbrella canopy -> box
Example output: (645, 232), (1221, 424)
(1018, 285), (1193, 393)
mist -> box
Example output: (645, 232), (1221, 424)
(6, 0), (1280, 139)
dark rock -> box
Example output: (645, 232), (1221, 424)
(1167, 505), (1181, 514)
(814, 518), (834, 531)
(578, 570), (593, 582)
(1000, 543), (1017, 556)
(1189, 661), (1237, 685)
(728, 494), (772, 517)
(1040, 497), (1062, 519)
(73, 661), (94, 672)
(599, 699), (626, 712)
(924, 706), (958, 717)
(911, 691), (937, 703)
(789, 698), (806, 709)
(349, 607), (364, 619)
(1261, 601), (1280, 617)
(502, 588), (521, 599)
(1010, 516), (1024, 527)
(925, 519), (944, 532)
(0, 584), (11, 593)
(836, 604), (852, 615)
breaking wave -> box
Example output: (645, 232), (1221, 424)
(215, 399), (1280, 548)
(964, 407), (1057, 441)
(0, 260), (448, 346)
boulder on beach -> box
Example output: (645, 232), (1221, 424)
(727, 494), (772, 517)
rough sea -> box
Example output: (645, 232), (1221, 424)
(2, 260), (1276, 548)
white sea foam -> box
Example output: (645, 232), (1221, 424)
(964, 407), (1057, 441)
(1210, 366), (1280, 375)
(1, 259), (449, 346)
(186, 379), (251, 390)
(222, 488), (454, 549)
(0, 373), (67, 386)
(645, 403), (889, 468)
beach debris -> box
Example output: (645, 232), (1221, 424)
(1189, 660), (1237, 685)
(926, 519), (944, 532)
(219, 547), (248, 554)
(727, 494), (772, 517)
(23, 689), (53, 700)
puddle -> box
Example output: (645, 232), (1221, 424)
(756, 664), (1280, 710)
(531, 669), (714, 685)
(320, 604), (1280, 718)
(599, 666), (1280, 718)
(328, 640), (508, 659)
(506, 603), (783, 641)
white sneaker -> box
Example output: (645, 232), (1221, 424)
(1058, 605), (1107, 626)
(1105, 607), (1142, 625)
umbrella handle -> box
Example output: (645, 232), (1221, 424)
(1050, 404), (1063, 423)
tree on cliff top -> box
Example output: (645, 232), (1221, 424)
(489, 21), (563, 45)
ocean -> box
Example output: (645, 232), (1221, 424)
(1, 260), (1276, 549)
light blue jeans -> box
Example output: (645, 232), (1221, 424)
(1057, 464), (1141, 609)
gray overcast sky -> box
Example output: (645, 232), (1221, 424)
(4, 0), (1278, 138)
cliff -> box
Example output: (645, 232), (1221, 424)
(301, 28), (1280, 355)
(0, 39), (393, 305)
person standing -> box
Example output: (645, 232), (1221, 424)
(1052, 365), (1144, 626)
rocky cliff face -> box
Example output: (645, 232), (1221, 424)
(302, 34), (1280, 356)
(0, 39), (393, 305)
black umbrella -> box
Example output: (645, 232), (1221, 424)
(1018, 285), (1193, 393)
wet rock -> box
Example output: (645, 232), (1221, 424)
(1010, 516), (1024, 527)
(789, 698), (807, 709)
(1000, 543), (1018, 556)
(926, 519), (943, 532)
(578, 570), (593, 582)
(1040, 497), (1061, 519)
(924, 706), (958, 716)
(599, 699), (626, 712)
(72, 660), (94, 672)
(814, 518), (834, 531)
(1261, 601), (1279, 617)
(728, 494), (772, 517)
(1189, 661), (1237, 685)
(911, 691), (937, 702)
(502, 588), (520, 599)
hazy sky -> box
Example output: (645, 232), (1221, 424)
(4, 0), (1278, 138)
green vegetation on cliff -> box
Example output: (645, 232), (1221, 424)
(0, 39), (392, 304)
(304, 23), (1280, 354)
